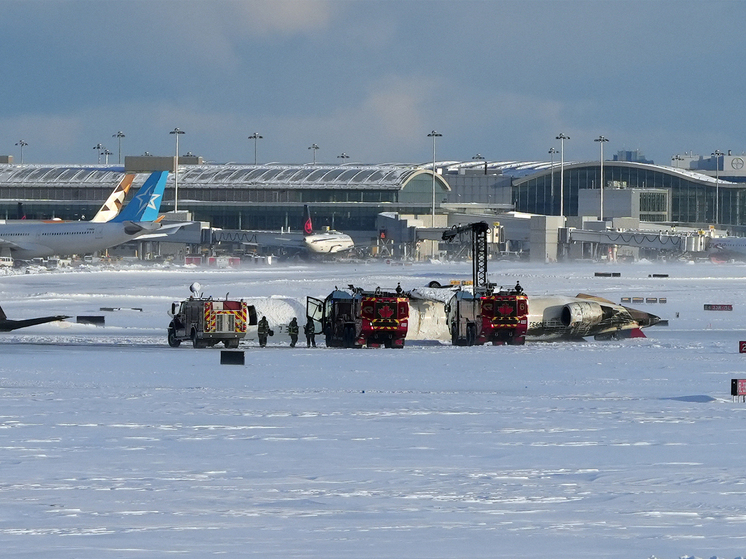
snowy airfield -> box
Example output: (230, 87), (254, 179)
(2, 259), (746, 558)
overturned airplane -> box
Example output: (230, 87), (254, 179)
(0, 305), (69, 332)
(408, 288), (661, 343)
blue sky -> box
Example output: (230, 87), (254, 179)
(0, 0), (742, 166)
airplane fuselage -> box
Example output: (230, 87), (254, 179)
(304, 231), (355, 254)
(0, 220), (160, 260)
(523, 295), (655, 341)
(708, 237), (746, 257)
(409, 291), (659, 342)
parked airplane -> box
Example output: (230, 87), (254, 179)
(9, 173), (137, 224)
(302, 205), (354, 254)
(90, 174), (136, 222)
(708, 236), (746, 259)
(0, 171), (169, 260)
(0, 305), (68, 332)
(210, 205), (354, 258)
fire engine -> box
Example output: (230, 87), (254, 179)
(306, 285), (409, 348)
(168, 284), (257, 349)
(442, 222), (528, 346)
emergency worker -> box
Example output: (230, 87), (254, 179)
(305, 318), (316, 347)
(257, 316), (272, 347)
(288, 317), (299, 347)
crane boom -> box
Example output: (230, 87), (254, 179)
(442, 221), (490, 291)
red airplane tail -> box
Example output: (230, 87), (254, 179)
(303, 205), (314, 236)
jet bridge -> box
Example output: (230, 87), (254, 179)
(567, 228), (707, 253)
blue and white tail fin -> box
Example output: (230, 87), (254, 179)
(111, 171), (168, 223)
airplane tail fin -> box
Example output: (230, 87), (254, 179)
(111, 171), (168, 223)
(91, 174), (136, 222)
(303, 205), (314, 236)
(0, 306), (6, 321)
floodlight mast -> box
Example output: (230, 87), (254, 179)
(556, 133), (570, 218)
(170, 128), (185, 212)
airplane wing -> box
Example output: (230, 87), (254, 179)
(134, 222), (191, 240)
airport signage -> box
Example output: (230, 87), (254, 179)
(704, 304), (733, 311)
(740, 341), (746, 354)
(732, 379), (746, 397)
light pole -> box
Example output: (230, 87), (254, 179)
(556, 133), (570, 218)
(713, 149), (724, 224)
(93, 143), (105, 164)
(112, 131), (125, 164)
(428, 130), (442, 225)
(337, 152), (349, 163)
(472, 153), (487, 175)
(308, 143), (319, 164)
(103, 149), (113, 165)
(594, 135), (609, 220)
(15, 140), (27, 164)
(170, 128), (185, 212)
(548, 147), (558, 213)
(248, 132), (262, 165)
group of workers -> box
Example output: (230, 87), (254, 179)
(257, 315), (316, 348)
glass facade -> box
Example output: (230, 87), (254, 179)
(0, 164), (449, 231)
(513, 162), (741, 226)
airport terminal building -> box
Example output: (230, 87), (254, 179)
(2, 154), (746, 237)
(441, 158), (746, 231)
(0, 162), (451, 232)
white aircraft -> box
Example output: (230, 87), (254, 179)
(302, 205), (354, 254)
(708, 236), (746, 258)
(409, 288), (660, 342)
(0, 171), (169, 260)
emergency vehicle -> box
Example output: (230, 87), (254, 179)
(168, 291), (257, 349)
(442, 222), (529, 346)
(306, 286), (409, 348)
(447, 288), (528, 345)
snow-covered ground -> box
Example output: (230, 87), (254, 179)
(2, 260), (746, 558)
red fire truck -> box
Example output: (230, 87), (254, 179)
(447, 288), (528, 346)
(307, 286), (409, 348)
(442, 222), (529, 346)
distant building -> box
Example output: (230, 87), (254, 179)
(612, 149), (653, 164)
(671, 151), (746, 183)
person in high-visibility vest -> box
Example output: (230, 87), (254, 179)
(288, 317), (299, 347)
(304, 318), (316, 347)
(258, 316), (273, 347)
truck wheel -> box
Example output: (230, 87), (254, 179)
(191, 330), (206, 349)
(167, 327), (181, 348)
(224, 339), (239, 349)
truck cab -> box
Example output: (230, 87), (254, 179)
(307, 286), (409, 348)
